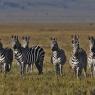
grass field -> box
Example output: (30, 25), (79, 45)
(0, 23), (95, 95)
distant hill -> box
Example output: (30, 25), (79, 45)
(0, 0), (95, 23)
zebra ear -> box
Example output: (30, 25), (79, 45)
(88, 36), (91, 40)
(27, 36), (30, 41)
(25, 35), (28, 40)
(14, 35), (16, 39)
(54, 38), (57, 41)
(11, 35), (14, 38)
(77, 35), (79, 39)
(16, 35), (18, 40)
(75, 34), (77, 39)
(22, 36), (24, 40)
(25, 36), (27, 40)
(28, 36), (30, 40)
(92, 36), (94, 39)
(50, 37), (53, 40)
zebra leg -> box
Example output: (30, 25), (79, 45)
(6, 64), (11, 72)
(0, 64), (2, 72)
(20, 64), (23, 76)
(3, 63), (7, 74)
(59, 64), (63, 76)
(30, 64), (33, 73)
(83, 67), (87, 78)
(25, 64), (28, 73)
(8, 64), (11, 71)
(91, 64), (94, 78)
(55, 64), (60, 76)
(53, 64), (56, 75)
(73, 66), (77, 77)
(74, 68), (76, 77)
(83, 69), (87, 78)
(76, 67), (80, 79)
(35, 62), (43, 74)
(55, 64), (57, 75)
(78, 68), (82, 79)
(20, 63), (26, 76)
(27, 64), (32, 73)
(93, 65), (95, 78)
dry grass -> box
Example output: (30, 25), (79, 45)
(0, 23), (95, 95)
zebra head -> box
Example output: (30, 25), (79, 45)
(88, 36), (95, 57)
(11, 35), (21, 49)
(71, 35), (80, 55)
(51, 37), (59, 51)
(22, 36), (30, 48)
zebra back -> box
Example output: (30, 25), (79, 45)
(22, 46), (45, 64)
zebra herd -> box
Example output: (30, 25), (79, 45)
(0, 34), (95, 79)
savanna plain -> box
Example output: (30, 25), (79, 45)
(0, 23), (95, 95)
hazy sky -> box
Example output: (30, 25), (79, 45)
(0, 0), (95, 23)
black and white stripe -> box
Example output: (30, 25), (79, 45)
(51, 37), (66, 76)
(0, 40), (13, 73)
(69, 35), (87, 79)
(11, 35), (45, 76)
(88, 36), (95, 77)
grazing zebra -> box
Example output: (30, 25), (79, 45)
(0, 39), (13, 73)
(69, 35), (87, 79)
(88, 36), (95, 77)
(51, 37), (66, 76)
(11, 35), (45, 76)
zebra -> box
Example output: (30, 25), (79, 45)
(0, 39), (13, 74)
(69, 34), (87, 79)
(11, 35), (45, 76)
(88, 36), (95, 77)
(50, 37), (66, 76)
(22, 35), (33, 73)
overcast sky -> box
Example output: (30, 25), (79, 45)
(0, 0), (95, 23)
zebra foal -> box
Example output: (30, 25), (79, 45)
(69, 35), (87, 79)
(51, 37), (66, 76)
